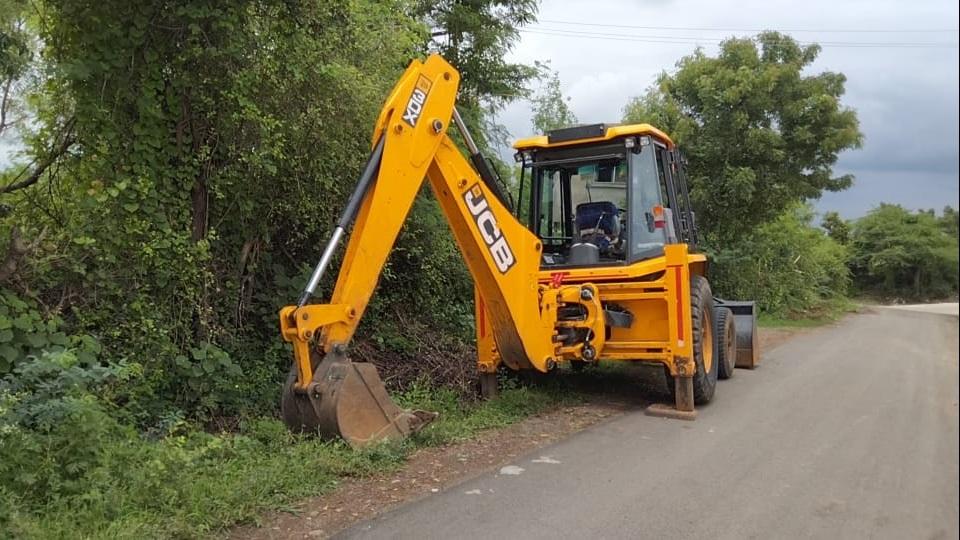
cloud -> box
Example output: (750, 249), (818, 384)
(496, 0), (959, 217)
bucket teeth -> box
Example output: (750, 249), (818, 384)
(281, 352), (437, 448)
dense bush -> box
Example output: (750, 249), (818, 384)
(0, 291), (101, 375)
(847, 204), (959, 300)
(709, 204), (850, 315)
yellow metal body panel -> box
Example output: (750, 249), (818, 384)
(426, 137), (559, 371)
(513, 123), (675, 151)
(473, 288), (498, 373)
(534, 245), (698, 375)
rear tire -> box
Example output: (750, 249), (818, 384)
(689, 275), (717, 404)
(663, 275), (718, 405)
(715, 307), (737, 380)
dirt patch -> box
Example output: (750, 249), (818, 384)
(231, 326), (805, 540)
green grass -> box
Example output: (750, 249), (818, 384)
(1, 384), (571, 540)
(758, 297), (859, 328)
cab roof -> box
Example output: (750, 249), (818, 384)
(513, 123), (675, 151)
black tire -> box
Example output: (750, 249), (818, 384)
(715, 307), (737, 380)
(689, 275), (718, 404)
(663, 275), (718, 405)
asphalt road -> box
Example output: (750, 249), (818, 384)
(339, 307), (959, 540)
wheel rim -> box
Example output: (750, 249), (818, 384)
(703, 310), (714, 373)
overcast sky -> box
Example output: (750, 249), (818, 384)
(496, 0), (960, 218)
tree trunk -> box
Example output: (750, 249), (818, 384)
(190, 176), (208, 242)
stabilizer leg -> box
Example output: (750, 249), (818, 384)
(478, 372), (499, 399)
(675, 375), (695, 412)
(645, 375), (698, 421)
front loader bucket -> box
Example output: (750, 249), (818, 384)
(282, 352), (437, 448)
(718, 300), (759, 369)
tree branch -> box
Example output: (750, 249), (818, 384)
(0, 117), (77, 195)
(0, 77), (12, 136)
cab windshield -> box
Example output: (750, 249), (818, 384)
(526, 140), (669, 267)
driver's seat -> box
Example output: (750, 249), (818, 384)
(575, 201), (620, 248)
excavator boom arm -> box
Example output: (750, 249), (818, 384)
(279, 55), (571, 446)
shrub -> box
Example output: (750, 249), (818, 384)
(848, 204), (959, 300)
(0, 290), (101, 376)
(709, 204), (850, 316)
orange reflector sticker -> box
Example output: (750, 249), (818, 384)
(653, 205), (666, 229)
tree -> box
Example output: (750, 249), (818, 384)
(849, 204), (959, 299)
(623, 32), (863, 245)
(821, 211), (850, 245)
(530, 64), (576, 133)
(940, 206), (958, 239)
(416, 0), (539, 149)
(0, 0), (30, 141)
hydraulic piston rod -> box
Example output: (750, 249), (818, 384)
(297, 136), (386, 307)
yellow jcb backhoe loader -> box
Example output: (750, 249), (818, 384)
(279, 54), (759, 447)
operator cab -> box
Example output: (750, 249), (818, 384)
(513, 123), (699, 268)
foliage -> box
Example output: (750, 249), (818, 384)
(0, 351), (135, 507)
(709, 204), (850, 316)
(0, 290), (101, 374)
(847, 204), (959, 300)
(623, 32), (863, 245)
(530, 63), (577, 133)
(0, 0), (31, 141)
(0, 2), (29, 77)
(0, 349), (130, 431)
(363, 194), (477, 344)
(821, 210), (850, 244)
(417, 0), (539, 149)
(0, 379), (563, 539)
(940, 206), (959, 239)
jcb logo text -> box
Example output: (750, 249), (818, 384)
(464, 184), (516, 274)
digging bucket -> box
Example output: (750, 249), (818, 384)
(281, 350), (437, 448)
(715, 299), (759, 369)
